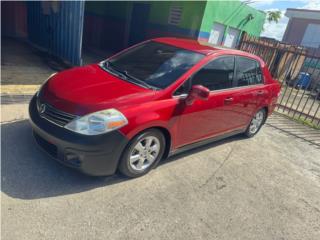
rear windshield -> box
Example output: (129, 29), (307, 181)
(107, 41), (204, 89)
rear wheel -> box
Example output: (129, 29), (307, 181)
(118, 129), (165, 178)
(244, 109), (266, 138)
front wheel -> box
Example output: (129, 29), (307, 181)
(118, 129), (165, 178)
(244, 109), (266, 138)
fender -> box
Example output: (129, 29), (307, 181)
(122, 118), (173, 140)
(119, 99), (179, 140)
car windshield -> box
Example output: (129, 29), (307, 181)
(104, 41), (204, 89)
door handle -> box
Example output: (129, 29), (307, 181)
(224, 97), (234, 104)
(256, 90), (264, 96)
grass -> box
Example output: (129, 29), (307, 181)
(292, 117), (320, 130)
(275, 111), (320, 130)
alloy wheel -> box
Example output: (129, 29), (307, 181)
(129, 136), (161, 171)
(249, 110), (264, 134)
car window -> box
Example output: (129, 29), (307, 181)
(235, 57), (263, 87)
(107, 41), (204, 89)
(174, 79), (191, 96)
(191, 56), (235, 91)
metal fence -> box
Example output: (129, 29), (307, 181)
(238, 33), (320, 128)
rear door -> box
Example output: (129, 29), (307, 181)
(232, 56), (266, 125)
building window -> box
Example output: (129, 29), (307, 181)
(301, 24), (320, 48)
(223, 27), (241, 48)
(208, 22), (226, 45)
(168, 6), (183, 25)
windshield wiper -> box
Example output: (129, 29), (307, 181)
(103, 61), (128, 80)
(105, 61), (158, 90)
(123, 70), (158, 90)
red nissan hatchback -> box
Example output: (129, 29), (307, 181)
(29, 38), (280, 177)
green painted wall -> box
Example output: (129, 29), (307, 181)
(148, 1), (206, 31)
(84, 0), (265, 47)
(85, 1), (206, 31)
(200, 0), (266, 36)
(84, 1), (264, 35)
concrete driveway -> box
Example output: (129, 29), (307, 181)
(1, 102), (320, 240)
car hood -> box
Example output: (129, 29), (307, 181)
(41, 64), (156, 115)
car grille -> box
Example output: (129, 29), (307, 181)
(37, 98), (77, 127)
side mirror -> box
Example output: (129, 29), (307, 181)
(185, 85), (210, 106)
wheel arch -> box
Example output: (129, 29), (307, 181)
(123, 125), (172, 161)
(262, 106), (269, 124)
(152, 126), (172, 160)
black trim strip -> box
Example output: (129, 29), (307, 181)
(169, 129), (245, 157)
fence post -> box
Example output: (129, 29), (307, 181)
(237, 31), (247, 50)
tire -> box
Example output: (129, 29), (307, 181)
(244, 108), (266, 138)
(118, 129), (166, 178)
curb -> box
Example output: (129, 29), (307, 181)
(1, 85), (40, 95)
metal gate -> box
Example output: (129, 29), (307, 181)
(238, 33), (320, 128)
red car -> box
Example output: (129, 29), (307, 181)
(29, 38), (280, 177)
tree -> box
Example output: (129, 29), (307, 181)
(267, 10), (282, 23)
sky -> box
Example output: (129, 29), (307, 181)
(245, 0), (320, 40)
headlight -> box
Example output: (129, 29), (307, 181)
(65, 109), (128, 135)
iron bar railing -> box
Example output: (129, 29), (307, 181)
(238, 33), (320, 128)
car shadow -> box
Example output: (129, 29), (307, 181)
(1, 119), (244, 200)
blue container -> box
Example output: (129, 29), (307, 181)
(296, 72), (311, 89)
(27, 1), (85, 66)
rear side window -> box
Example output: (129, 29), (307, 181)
(235, 57), (263, 87)
(192, 56), (235, 91)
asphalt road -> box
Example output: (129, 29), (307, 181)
(1, 103), (320, 240)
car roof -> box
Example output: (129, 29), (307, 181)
(153, 37), (258, 59)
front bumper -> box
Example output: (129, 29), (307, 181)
(29, 96), (129, 176)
